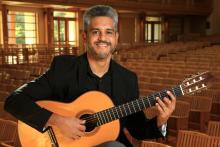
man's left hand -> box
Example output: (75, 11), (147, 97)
(155, 91), (176, 127)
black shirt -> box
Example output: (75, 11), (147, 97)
(85, 58), (133, 146)
(86, 61), (112, 98)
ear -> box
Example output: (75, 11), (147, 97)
(82, 32), (87, 43)
(115, 32), (119, 44)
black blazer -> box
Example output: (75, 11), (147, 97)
(4, 53), (163, 146)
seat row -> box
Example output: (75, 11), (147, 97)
(125, 123), (220, 147)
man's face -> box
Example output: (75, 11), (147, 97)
(83, 16), (119, 59)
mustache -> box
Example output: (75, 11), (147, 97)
(95, 41), (111, 46)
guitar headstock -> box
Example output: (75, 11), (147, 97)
(181, 71), (214, 95)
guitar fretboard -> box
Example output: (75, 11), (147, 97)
(93, 85), (183, 126)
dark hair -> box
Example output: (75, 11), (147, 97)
(83, 5), (118, 32)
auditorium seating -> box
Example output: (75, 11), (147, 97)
(141, 140), (171, 147)
(0, 44), (78, 65)
(207, 121), (220, 137)
(176, 130), (220, 147)
(211, 93), (220, 121)
(166, 100), (190, 145)
(176, 130), (210, 147)
(209, 137), (220, 147)
(0, 119), (19, 146)
(182, 96), (213, 132)
(0, 40), (219, 146)
(168, 100), (190, 135)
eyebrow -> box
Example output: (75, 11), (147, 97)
(89, 28), (115, 31)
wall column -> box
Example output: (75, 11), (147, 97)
(2, 5), (8, 48)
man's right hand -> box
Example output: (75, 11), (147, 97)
(47, 113), (86, 140)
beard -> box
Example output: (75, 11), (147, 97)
(86, 40), (116, 60)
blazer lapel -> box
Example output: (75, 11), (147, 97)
(77, 53), (90, 93)
(111, 61), (127, 105)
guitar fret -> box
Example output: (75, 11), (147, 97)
(176, 86), (183, 96)
(158, 92), (162, 98)
(159, 90), (166, 99)
(141, 98), (146, 108)
(180, 85), (184, 95)
(95, 113), (101, 126)
(112, 107), (120, 119)
(138, 99), (143, 110)
(133, 100), (137, 112)
(171, 87), (176, 97)
(107, 110), (112, 122)
(110, 109), (115, 120)
(130, 101), (135, 113)
(102, 112), (106, 125)
(115, 107), (119, 119)
(111, 108), (116, 120)
(118, 106), (124, 117)
(97, 112), (104, 125)
(139, 98), (147, 110)
(104, 110), (109, 123)
(178, 86), (182, 96)
(127, 103), (131, 114)
(136, 99), (141, 111)
(174, 87), (178, 96)
(146, 96), (151, 107)
(154, 93), (160, 99)
(149, 95), (155, 106)
(123, 104), (128, 116)
(101, 111), (107, 124)
(152, 94), (156, 101)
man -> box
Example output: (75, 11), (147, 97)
(4, 5), (176, 147)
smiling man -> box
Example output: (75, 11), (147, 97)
(5, 5), (176, 147)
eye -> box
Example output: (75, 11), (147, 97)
(106, 30), (114, 35)
(91, 30), (100, 35)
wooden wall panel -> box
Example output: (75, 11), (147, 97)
(118, 13), (136, 44)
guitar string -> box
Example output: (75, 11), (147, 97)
(82, 96), (156, 127)
(84, 96), (156, 127)
(83, 99), (173, 127)
(81, 86), (181, 125)
(81, 87), (181, 125)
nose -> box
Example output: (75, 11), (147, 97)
(98, 31), (107, 41)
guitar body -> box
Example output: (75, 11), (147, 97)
(18, 91), (120, 147)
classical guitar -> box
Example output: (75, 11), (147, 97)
(18, 71), (213, 147)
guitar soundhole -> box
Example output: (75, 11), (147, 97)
(80, 114), (97, 132)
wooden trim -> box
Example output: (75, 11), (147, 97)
(2, 0), (212, 15)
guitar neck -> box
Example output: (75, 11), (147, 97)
(94, 85), (183, 126)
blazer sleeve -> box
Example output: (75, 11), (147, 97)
(4, 57), (59, 132)
(124, 73), (163, 140)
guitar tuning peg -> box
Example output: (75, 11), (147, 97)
(185, 74), (192, 79)
(182, 77), (191, 83)
(197, 72), (202, 75)
(187, 74), (194, 79)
